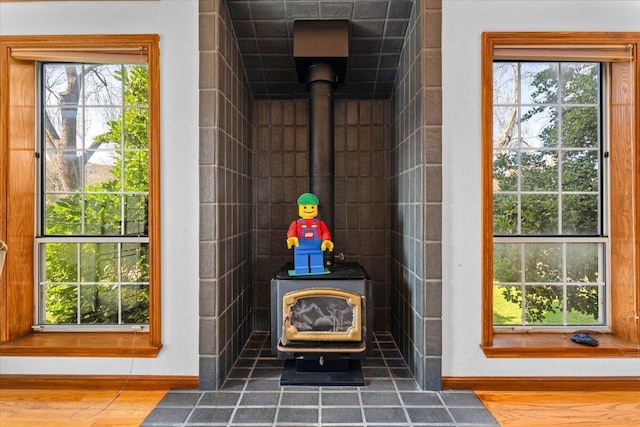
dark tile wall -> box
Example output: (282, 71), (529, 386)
(199, 0), (253, 390)
(252, 99), (391, 333)
(390, 0), (442, 390)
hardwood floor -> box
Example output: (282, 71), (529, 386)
(1, 388), (639, 426)
(0, 389), (167, 427)
(475, 391), (640, 427)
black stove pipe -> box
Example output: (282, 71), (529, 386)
(306, 62), (336, 245)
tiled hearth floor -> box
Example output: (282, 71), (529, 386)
(142, 332), (498, 426)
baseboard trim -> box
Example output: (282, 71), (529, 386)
(0, 374), (199, 390)
(442, 376), (640, 391)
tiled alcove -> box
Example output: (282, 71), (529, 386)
(199, 0), (442, 391)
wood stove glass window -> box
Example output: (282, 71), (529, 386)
(291, 297), (354, 333)
(283, 289), (362, 342)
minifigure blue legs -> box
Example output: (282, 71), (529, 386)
(294, 236), (325, 275)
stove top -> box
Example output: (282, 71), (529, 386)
(274, 262), (368, 280)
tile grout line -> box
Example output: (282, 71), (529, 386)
(271, 383), (283, 427)
(386, 333), (415, 426)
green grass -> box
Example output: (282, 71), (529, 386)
(493, 289), (599, 326)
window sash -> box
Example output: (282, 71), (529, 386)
(491, 59), (608, 329)
(492, 61), (606, 238)
(36, 60), (150, 329)
(493, 237), (608, 329)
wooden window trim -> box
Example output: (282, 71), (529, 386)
(481, 32), (640, 358)
(0, 34), (162, 357)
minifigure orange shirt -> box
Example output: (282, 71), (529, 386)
(287, 218), (332, 242)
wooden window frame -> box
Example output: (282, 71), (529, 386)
(481, 32), (640, 358)
(0, 34), (162, 357)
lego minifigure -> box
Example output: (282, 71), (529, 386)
(286, 193), (334, 275)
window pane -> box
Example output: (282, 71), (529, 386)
(124, 150), (149, 191)
(44, 64), (82, 106)
(44, 194), (82, 235)
(561, 63), (598, 104)
(121, 243), (149, 282)
(123, 65), (149, 105)
(524, 285), (563, 324)
(84, 193), (122, 235)
(520, 150), (558, 191)
(520, 106), (558, 148)
(493, 284), (523, 325)
(493, 194), (518, 234)
(80, 243), (118, 283)
(493, 243), (521, 282)
(524, 243), (562, 282)
(566, 284), (603, 324)
(43, 243), (78, 282)
(562, 107), (598, 148)
(566, 243), (600, 282)
(561, 150), (598, 192)
(80, 284), (118, 324)
(43, 284), (78, 324)
(45, 146), (82, 193)
(494, 106), (517, 149)
(85, 149), (121, 189)
(82, 64), (124, 106)
(562, 194), (598, 234)
(493, 151), (519, 191)
(124, 196), (148, 236)
(124, 108), (149, 149)
(520, 194), (558, 234)
(493, 62), (518, 104)
(493, 242), (604, 326)
(121, 284), (149, 324)
(521, 62), (558, 104)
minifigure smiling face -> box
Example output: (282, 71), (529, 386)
(299, 203), (318, 219)
(296, 193), (320, 219)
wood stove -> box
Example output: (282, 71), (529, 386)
(271, 262), (371, 385)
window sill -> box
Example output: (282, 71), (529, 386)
(0, 332), (161, 357)
(482, 332), (639, 358)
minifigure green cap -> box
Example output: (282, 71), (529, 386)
(297, 192), (319, 205)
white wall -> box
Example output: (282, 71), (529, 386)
(442, 0), (640, 377)
(0, 0), (200, 376)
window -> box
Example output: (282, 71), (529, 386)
(492, 61), (606, 328)
(482, 33), (640, 357)
(38, 62), (150, 328)
(0, 35), (161, 356)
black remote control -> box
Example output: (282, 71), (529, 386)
(570, 333), (599, 347)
